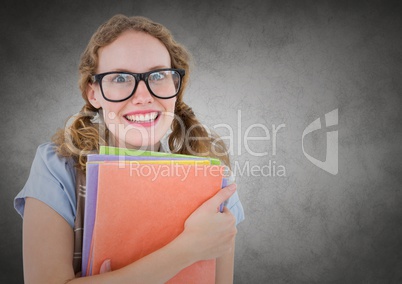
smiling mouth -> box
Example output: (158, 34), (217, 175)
(124, 112), (160, 123)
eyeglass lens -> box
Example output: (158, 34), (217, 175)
(100, 70), (181, 101)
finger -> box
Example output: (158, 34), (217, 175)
(203, 183), (237, 210)
(100, 259), (111, 274)
(221, 206), (231, 214)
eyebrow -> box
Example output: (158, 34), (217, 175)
(110, 65), (171, 73)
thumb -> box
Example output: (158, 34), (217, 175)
(100, 259), (111, 274)
(203, 183), (237, 211)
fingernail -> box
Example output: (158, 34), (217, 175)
(100, 259), (110, 273)
(227, 183), (237, 190)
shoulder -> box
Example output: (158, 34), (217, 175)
(14, 142), (77, 228)
(35, 142), (76, 179)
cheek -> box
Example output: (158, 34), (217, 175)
(94, 88), (124, 113)
(102, 109), (116, 125)
(162, 98), (176, 113)
(162, 99), (176, 124)
(100, 102), (126, 125)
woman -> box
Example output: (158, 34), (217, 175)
(15, 14), (244, 283)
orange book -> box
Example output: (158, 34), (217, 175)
(90, 162), (224, 283)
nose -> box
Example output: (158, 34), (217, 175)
(131, 81), (154, 105)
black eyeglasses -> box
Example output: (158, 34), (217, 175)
(91, 68), (185, 102)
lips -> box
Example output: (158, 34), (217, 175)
(123, 111), (160, 125)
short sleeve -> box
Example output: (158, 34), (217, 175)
(223, 169), (245, 226)
(14, 143), (77, 228)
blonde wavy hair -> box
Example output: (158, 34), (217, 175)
(53, 14), (230, 172)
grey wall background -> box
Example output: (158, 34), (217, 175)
(1, 0), (401, 283)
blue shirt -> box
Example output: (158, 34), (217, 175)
(14, 143), (245, 227)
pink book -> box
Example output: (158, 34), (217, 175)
(89, 162), (224, 283)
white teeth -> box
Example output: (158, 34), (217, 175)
(126, 112), (158, 123)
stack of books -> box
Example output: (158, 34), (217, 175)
(81, 146), (227, 283)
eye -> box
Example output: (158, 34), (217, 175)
(111, 74), (132, 83)
(149, 71), (167, 81)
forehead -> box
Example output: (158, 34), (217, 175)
(97, 30), (171, 73)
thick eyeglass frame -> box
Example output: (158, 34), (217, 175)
(91, 68), (186, 102)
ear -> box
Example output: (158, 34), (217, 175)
(87, 83), (102, 109)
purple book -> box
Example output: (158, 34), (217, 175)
(81, 154), (229, 275)
(81, 154), (207, 275)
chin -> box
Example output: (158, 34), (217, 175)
(115, 131), (163, 151)
(108, 117), (172, 150)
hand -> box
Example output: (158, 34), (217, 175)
(180, 183), (238, 262)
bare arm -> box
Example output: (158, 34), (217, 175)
(215, 208), (236, 284)
(216, 248), (235, 284)
(23, 184), (238, 284)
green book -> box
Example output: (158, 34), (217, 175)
(99, 146), (221, 165)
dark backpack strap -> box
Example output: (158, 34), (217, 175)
(73, 168), (86, 275)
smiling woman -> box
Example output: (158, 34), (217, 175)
(14, 14), (244, 284)
(87, 31), (178, 150)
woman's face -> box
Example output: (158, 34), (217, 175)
(88, 30), (176, 150)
